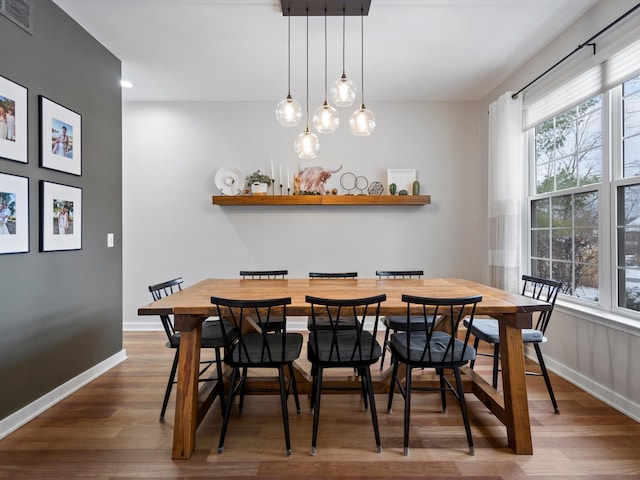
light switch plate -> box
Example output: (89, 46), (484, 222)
(107, 233), (114, 248)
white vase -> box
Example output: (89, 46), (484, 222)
(251, 182), (268, 196)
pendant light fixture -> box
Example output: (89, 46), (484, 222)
(294, 9), (320, 159)
(349, 8), (376, 136)
(312, 8), (339, 134)
(330, 7), (357, 108)
(275, 7), (302, 127)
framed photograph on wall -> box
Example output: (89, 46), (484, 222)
(39, 96), (82, 175)
(0, 74), (28, 164)
(40, 180), (82, 252)
(0, 172), (29, 254)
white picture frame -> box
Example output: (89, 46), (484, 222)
(0, 74), (28, 164)
(39, 96), (82, 176)
(0, 172), (29, 254)
(40, 180), (82, 252)
(387, 168), (416, 195)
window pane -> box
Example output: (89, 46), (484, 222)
(536, 163), (554, 193)
(619, 184), (640, 225)
(551, 195), (572, 227)
(531, 230), (549, 258)
(574, 191), (598, 227)
(532, 259), (550, 279)
(552, 228), (572, 261)
(577, 107), (602, 150)
(624, 76), (640, 96)
(623, 94), (640, 137)
(535, 119), (555, 164)
(532, 198), (550, 228)
(577, 148), (602, 185)
(554, 117), (577, 159)
(556, 155), (578, 189)
(575, 228), (598, 264)
(575, 264), (598, 301)
(552, 261), (573, 294)
(620, 227), (640, 267)
(623, 134), (640, 178)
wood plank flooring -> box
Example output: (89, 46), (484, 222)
(0, 331), (639, 479)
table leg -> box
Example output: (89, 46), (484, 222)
(171, 314), (203, 460)
(498, 321), (533, 455)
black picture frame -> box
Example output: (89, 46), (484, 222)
(40, 180), (82, 252)
(0, 74), (28, 164)
(0, 172), (29, 254)
(39, 96), (82, 176)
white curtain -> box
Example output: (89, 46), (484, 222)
(488, 92), (524, 293)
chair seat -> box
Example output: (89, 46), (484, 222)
(464, 318), (545, 344)
(228, 332), (303, 367)
(383, 315), (439, 331)
(308, 330), (382, 366)
(168, 319), (238, 349)
(389, 331), (476, 365)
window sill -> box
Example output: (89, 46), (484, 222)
(555, 298), (640, 337)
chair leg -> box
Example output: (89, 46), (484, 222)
(360, 368), (369, 412)
(363, 367), (381, 453)
(403, 366), (412, 456)
(310, 367), (324, 456)
(287, 362), (301, 414)
(277, 366), (293, 456)
(492, 343), (500, 389)
(438, 368), (447, 413)
(533, 343), (560, 414)
(218, 366), (239, 454)
(309, 364), (317, 413)
(238, 367), (248, 414)
(453, 367), (474, 455)
(469, 336), (480, 369)
(387, 358), (399, 414)
(380, 327), (391, 370)
(215, 348), (226, 417)
(160, 350), (179, 422)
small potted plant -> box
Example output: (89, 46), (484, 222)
(246, 170), (272, 196)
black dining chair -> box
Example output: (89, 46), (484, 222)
(375, 270), (429, 369)
(464, 274), (562, 413)
(309, 271), (358, 279)
(306, 294), (386, 455)
(211, 296), (303, 456)
(240, 269), (288, 279)
(387, 293), (482, 456)
(148, 277), (238, 422)
(307, 272), (359, 330)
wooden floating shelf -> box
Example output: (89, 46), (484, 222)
(212, 195), (431, 206)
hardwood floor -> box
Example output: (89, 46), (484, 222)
(1, 331), (639, 479)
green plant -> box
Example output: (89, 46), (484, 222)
(246, 170), (272, 187)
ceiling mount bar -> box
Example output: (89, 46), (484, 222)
(281, 0), (370, 16)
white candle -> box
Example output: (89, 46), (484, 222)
(270, 158), (275, 181)
(287, 167), (290, 189)
(279, 164), (283, 185)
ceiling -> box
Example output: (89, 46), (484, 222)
(52, 0), (599, 103)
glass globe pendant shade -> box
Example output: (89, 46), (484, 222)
(294, 127), (320, 159)
(275, 94), (302, 127)
(312, 101), (339, 134)
(330, 75), (357, 107)
(349, 105), (376, 136)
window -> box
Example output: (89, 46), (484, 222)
(529, 74), (640, 317)
(531, 96), (602, 301)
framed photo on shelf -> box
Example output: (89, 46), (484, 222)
(39, 96), (82, 175)
(40, 180), (82, 252)
(0, 172), (29, 254)
(387, 168), (416, 195)
(0, 74), (28, 164)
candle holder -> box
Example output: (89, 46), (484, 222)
(272, 178), (276, 196)
(280, 184), (284, 196)
(287, 187), (291, 196)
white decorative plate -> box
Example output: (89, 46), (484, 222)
(215, 166), (244, 195)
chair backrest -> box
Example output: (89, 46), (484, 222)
(400, 294), (482, 364)
(148, 277), (183, 345)
(210, 296), (292, 364)
(376, 270), (423, 279)
(240, 270), (288, 279)
(305, 294), (386, 363)
(521, 275), (562, 334)
(309, 272), (357, 279)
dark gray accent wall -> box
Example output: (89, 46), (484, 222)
(0, 1), (122, 419)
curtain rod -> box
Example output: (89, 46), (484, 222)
(511, 3), (640, 100)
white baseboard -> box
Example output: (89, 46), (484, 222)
(524, 347), (640, 422)
(0, 349), (127, 440)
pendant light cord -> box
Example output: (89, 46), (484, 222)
(287, 8), (291, 96)
(306, 8), (309, 129)
(342, 8), (346, 76)
(360, 9), (365, 108)
(324, 8), (328, 102)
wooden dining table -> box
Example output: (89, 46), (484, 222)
(138, 277), (551, 459)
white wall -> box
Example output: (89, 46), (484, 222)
(123, 101), (485, 328)
(481, 0), (640, 421)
